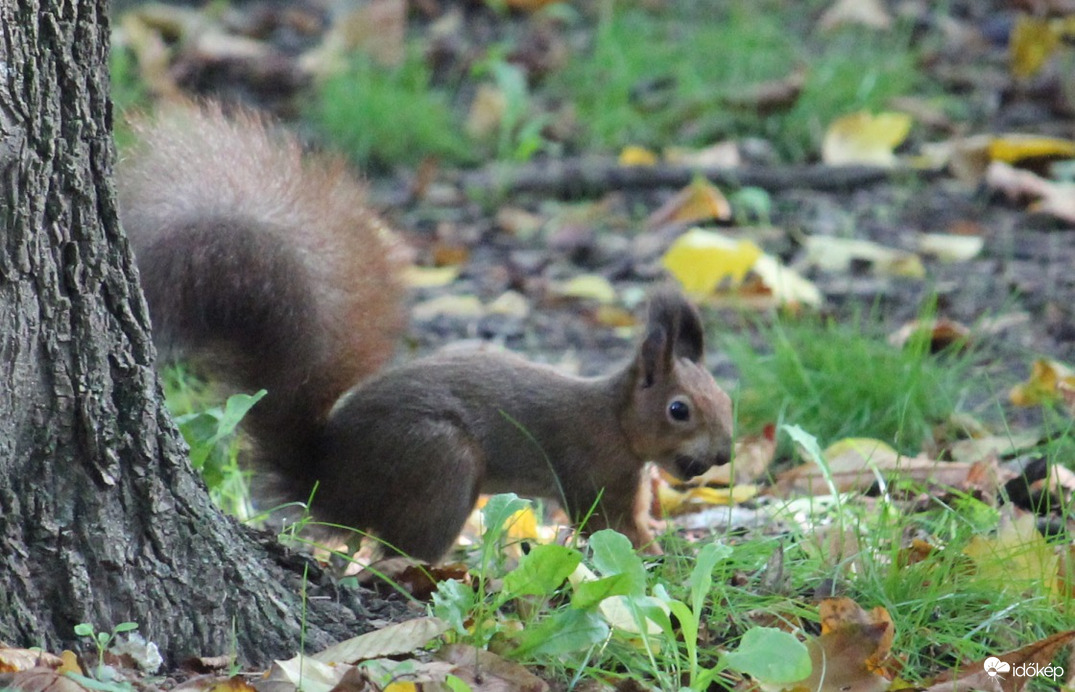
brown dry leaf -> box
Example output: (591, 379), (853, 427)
(923, 630), (1075, 692)
(311, 617), (450, 666)
(776, 439), (976, 496)
(205, 676), (257, 692)
(887, 318), (971, 352)
(789, 598), (893, 692)
(356, 558), (469, 600)
(0, 648), (63, 673)
(646, 178), (733, 229)
(822, 111), (912, 166)
(0, 669), (91, 692)
(1010, 358), (1075, 407)
(946, 433), (1040, 464)
(817, 0), (892, 31)
(439, 644), (549, 691)
(722, 67), (807, 114)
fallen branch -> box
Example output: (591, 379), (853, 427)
(458, 157), (933, 198)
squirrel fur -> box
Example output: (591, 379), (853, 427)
(120, 104), (734, 563)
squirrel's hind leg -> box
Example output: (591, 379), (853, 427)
(369, 420), (485, 563)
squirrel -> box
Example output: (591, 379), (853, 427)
(118, 103), (735, 563)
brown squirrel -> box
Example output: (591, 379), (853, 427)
(119, 104), (734, 563)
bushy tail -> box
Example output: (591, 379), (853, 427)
(118, 102), (408, 488)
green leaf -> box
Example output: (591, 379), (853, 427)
(690, 542), (732, 617)
(73, 623), (94, 637)
(503, 544), (581, 598)
(480, 494), (531, 545)
(588, 530), (646, 596)
(511, 609), (609, 658)
(722, 627), (811, 684)
(432, 579), (476, 635)
(112, 622), (139, 634)
(571, 573), (634, 610)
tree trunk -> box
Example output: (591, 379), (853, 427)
(0, 0), (370, 666)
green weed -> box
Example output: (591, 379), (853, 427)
(159, 366), (262, 519)
(723, 314), (973, 454)
(551, 2), (922, 160)
(310, 51), (473, 170)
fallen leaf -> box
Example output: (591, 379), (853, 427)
(988, 134), (1075, 164)
(0, 647), (63, 673)
(822, 111), (912, 166)
(312, 617), (450, 665)
(660, 228), (763, 296)
(618, 145), (658, 166)
(439, 644), (549, 691)
(646, 178), (733, 228)
(1010, 15), (1060, 79)
(923, 630), (1075, 692)
(412, 294), (485, 320)
(1010, 358), (1075, 407)
(916, 233), (984, 263)
(817, 0), (892, 31)
(803, 236), (925, 278)
(887, 318), (971, 352)
(550, 274), (618, 304)
(963, 510), (1058, 595)
(663, 141), (741, 168)
(403, 266), (460, 288)
(748, 254), (824, 308)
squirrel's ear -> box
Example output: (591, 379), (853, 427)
(639, 324), (669, 388)
(647, 286), (705, 365)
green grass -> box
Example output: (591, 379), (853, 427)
(309, 51), (473, 170)
(550, 1), (922, 160)
(723, 314), (974, 455)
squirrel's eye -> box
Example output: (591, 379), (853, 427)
(668, 400), (690, 422)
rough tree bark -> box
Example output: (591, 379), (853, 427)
(0, 0), (370, 666)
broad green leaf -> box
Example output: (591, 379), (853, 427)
(511, 609), (609, 657)
(588, 530), (646, 596)
(503, 544), (581, 598)
(722, 627), (811, 684)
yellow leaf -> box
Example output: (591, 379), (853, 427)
(964, 511), (1059, 595)
(403, 265), (460, 288)
(657, 482), (758, 515)
(988, 133), (1075, 163)
(384, 683), (419, 692)
(822, 111), (913, 166)
(551, 274), (617, 304)
(661, 228), (763, 296)
(1010, 15), (1060, 79)
(619, 145), (658, 166)
(750, 253), (823, 308)
(505, 506), (540, 541)
(646, 178), (733, 228)
(804, 236), (925, 278)
(1010, 358), (1075, 407)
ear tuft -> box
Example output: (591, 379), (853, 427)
(638, 324), (667, 388)
(646, 285), (705, 364)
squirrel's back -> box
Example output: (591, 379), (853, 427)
(118, 103), (408, 479)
